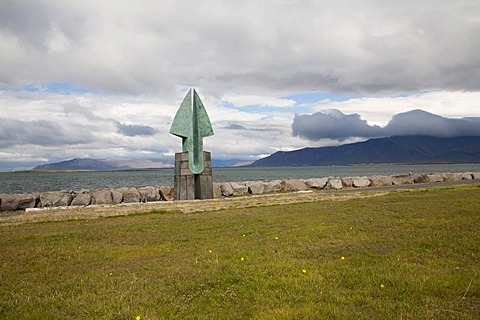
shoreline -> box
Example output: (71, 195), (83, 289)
(1, 180), (478, 226)
(1, 170), (479, 212)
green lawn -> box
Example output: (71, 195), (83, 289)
(1, 186), (479, 319)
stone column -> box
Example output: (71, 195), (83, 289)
(174, 151), (213, 200)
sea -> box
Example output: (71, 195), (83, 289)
(1, 163), (479, 194)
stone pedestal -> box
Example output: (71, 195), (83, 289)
(174, 151), (213, 200)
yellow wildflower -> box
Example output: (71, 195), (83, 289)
(302, 269), (307, 274)
(381, 284), (385, 288)
(341, 256), (345, 260)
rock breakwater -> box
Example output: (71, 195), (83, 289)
(1, 171), (479, 211)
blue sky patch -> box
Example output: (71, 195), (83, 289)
(284, 91), (355, 104)
(23, 82), (98, 95)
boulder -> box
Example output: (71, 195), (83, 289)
(213, 183), (223, 199)
(263, 180), (283, 193)
(282, 179), (308, 192)
(415, 173), (444, 184)
(119, 188), (141, 203)
(159, 186), (174, 201)
(304, 178), (328, 189)
(462, 172), (474, 180)
(138, 186), (161, 202)
(451, 172), (472, 181)
(441, 173), (455, 181)
(369, 175), (393, 186)
(0, 193), (38, 211)
(341, 177), (354, 187)
(71, 191), (92, 206)
(326, 178), (343, 189)
(391, 174), (417, 185)
(472, 172), (480, 180)
(245, 181), (265, 195)
(111, 189), (123, 204)
(39, 191), (73, 207)
(91, 189), (113, 205)
(220, 182), (234, 197)
(352, 177), (371, 188)
(230, 182), (249, 195)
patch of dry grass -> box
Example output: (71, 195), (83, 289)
(0, 190), (387, 226)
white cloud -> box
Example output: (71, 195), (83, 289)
(0, 1), (479, 170)
(293, 109), (480, 141)
(310, 91), (480, 126)
(1, 1), (479, 95)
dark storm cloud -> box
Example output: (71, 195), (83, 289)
(292, 109), (383, 141)
(384, 110), (480, 137)
(292, 109), (480, 141)
(223, 123), (248, 130)
(1, 1), (479, 95)
(0, 118), (95, 148)
(116, 122), (157, 137)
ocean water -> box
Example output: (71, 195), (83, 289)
(0, 163), (479, 194)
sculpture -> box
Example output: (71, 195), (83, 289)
(169, 89), (214, 200)
(170, 88), (214, 174)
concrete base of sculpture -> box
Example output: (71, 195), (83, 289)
(174, 151), (213, 200)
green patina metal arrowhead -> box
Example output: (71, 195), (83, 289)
(170, 88), (214, 174)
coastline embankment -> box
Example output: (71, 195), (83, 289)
(1, 171), (479, 212)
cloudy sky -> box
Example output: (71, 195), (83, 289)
(1, 0), (479, 171)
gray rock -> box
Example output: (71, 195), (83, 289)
(230, 182), (249, 195)
(39, 191), (73, 207)
(326, 178), (343, 189)
(428, 173), (445, 183)
(263, 180), (283, 193)
(159, 186), (174, 201)
(391, 174), (417, 185)
(415, 173), (444, 184)
(71, 191), (92, 206)
(472, 172), (480, 180)
(119, 188), (141, 203)
(138, 186), (161, 202)
(245, 181), (265, 195)
(450, 173), (462, 181)
(304, 178), (328, 189)
(282, 179), (308, 192)
(213, 183), (223, 199)
(91, 189), (113, 205)
(220, 182), (234, 197)
(369, 175), (393, 186)
(352, 177), (371, 188)
(441, 173), (455, 181)
(111, 189), (123, 204)
(462, 172), (474, 180)
(0, 193), (38, 211)
(341, 177), (354, 187)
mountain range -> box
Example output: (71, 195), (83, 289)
(249, 136), (480, 167)
(32, 136), (480, 170)
(32, 158), (249, 171)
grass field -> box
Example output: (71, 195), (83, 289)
(1, 185), (479, 319)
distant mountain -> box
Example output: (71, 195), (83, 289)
(250, 136), (480, 167)
(32, 157), (251, 171)
(32, 158), (173, 171)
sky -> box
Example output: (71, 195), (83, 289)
(1, 0), (479, 171)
